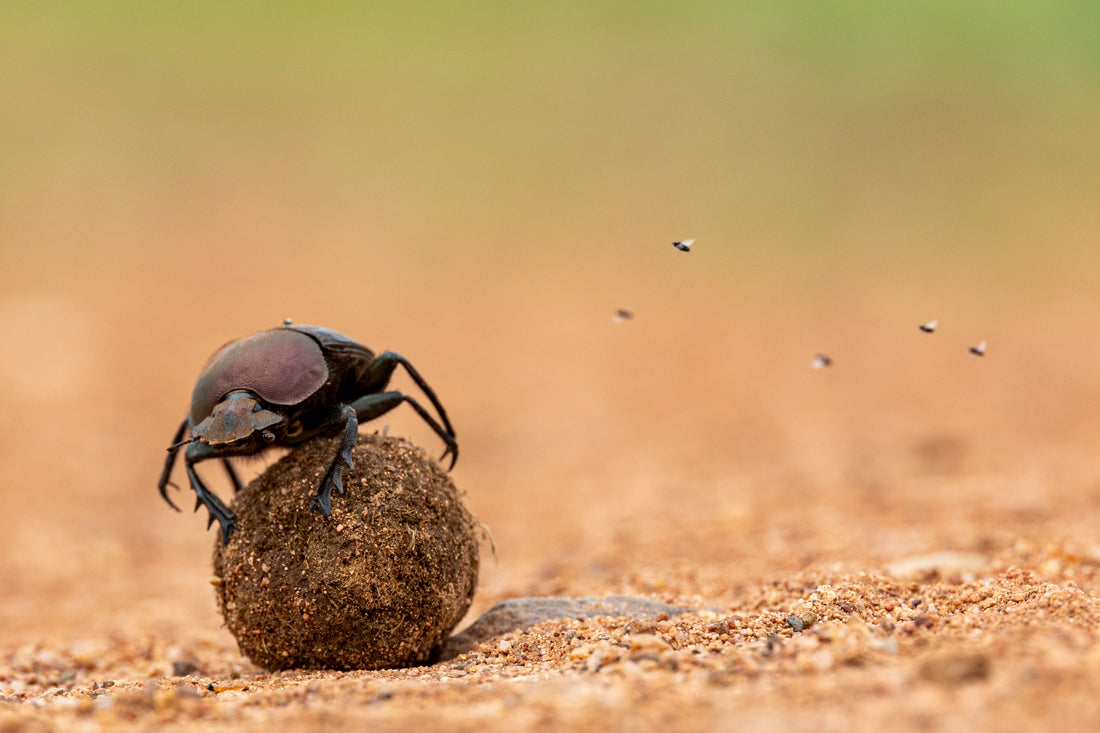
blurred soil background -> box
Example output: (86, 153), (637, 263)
(2, 2), (1100, 730)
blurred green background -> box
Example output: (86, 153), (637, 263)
(3, 1), (1098, 304)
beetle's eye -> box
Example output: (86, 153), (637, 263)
(262, 431), (276, 443)
(253, 403), (263, 412)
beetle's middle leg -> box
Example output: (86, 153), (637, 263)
(360, 352), (457, 449)
(350, 390), (458, 468)
(310, 405), (358, 515)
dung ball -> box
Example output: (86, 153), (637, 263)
(212, 434), (479, 671)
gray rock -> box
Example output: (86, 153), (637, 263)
(438, 595), (691, 661)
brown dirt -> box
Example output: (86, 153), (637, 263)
(3, 280), (1100, 732)
(3, 7), (1098, 727)
(213, 434), (479, 671)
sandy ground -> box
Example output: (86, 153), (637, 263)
(3, 7), (1098, 730)
(3, 260), (1100, 731)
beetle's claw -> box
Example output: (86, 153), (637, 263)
(309, 493), (332, 516)
(198, 501), (237, 543)
(310, 460), (349, 517)
(310, 423), (356, 517)
(218, 517), (239, 543)
(186, 472), (238, 542)
(440, 441), (458, 471)
(158, 480), (183, 512)
(327, 471), (345, 501)
(162, 484), (182, 512)
(206, 508), (238, 542)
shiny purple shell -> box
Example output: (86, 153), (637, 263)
(190, 328), (329, 424)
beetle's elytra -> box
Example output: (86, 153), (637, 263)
(158, 323), (457, 541)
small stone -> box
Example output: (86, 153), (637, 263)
(172, 660), (198, 677)
(786, 615), (804, 633)
(912, 612), (934, 629)
(440, 596), (689, 660)
(569, 645), (594, 660)
(627, 634), (672, 659)
(810, 585), (838, 605)
(624, 618), (658, 635)
(790, 602), (818, 629)
(586, 644), (619, 672)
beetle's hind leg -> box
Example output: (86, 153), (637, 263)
(310, 405), (358, 516)
(350, 390), (458, 469)
(360, 352), (458, 462)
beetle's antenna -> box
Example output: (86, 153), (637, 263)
(167, 435), (197, 453)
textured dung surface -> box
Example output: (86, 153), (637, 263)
(211, 434), (479, 671)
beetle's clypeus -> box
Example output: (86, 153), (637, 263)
(158, 324), (457, 541)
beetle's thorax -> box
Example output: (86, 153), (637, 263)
(191, 391), (285, 447)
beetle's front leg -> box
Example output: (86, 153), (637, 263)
(310, 405), (358, 516)
(157, 417), (189, 511)
(223, 459), (244, 494)
(183, 442), (239, 542)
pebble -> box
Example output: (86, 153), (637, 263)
(441, 595), (690, 660)
(912, 613), (934, 629)
(172, 661), (198, 677)
(627, 634), (673, 659)
(586, 644), (619, 672)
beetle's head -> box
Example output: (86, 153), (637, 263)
(191, 391), (286, 447)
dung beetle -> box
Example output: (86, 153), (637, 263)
(158, 323), (457, 542)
